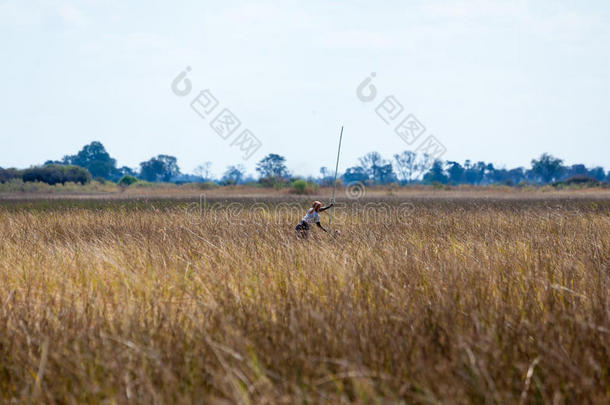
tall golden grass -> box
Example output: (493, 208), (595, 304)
(0, 195), (608, 403)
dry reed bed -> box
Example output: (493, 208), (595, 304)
(0, 199), (608, 403)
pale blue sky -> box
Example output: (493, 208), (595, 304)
(1, 0), (609, 177)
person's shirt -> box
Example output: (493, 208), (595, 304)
(301, 208), (320, 224)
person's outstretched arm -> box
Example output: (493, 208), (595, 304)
(319, 203), (334, 212)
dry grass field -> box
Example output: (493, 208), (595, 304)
(0, 190), (609, 403)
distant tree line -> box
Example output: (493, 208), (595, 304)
(0, 165), (91, 185)
(1, 141), (608, 187)
(340, 151), (609, 186)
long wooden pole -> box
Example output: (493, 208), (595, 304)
(329, 126), (343, 229)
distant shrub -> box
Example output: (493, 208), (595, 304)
(0, 168), (22, 183)
(130, 181), (152, 187)
(291, 179), (307, 194)
(197, 181), (218, 190)
(22, 165), (91, 185)
(117, 175), (139, 187)
(290, 179), (318, 195)
(554, 175), (602, 188)
(258, 177), (290, 189)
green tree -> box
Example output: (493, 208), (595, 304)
(423, 160), (448, 184)
(63, 141), (118, 180)
(117, 175), (139, 187)
(0, 168), (21, 183)
(358, 151), (394, 184)
(194, 162), (213, 181)
(531, 153), (565, 184)
(342, 166), (369, 183)
(256, 154), (288, 181)
(463, 160), (487, 185)
(222, 165), (245, 185)
(23, 165), (91, 185)
(588, 167), (606, 181)
(446, 161), (464, 184)
(139, 155), (181, 182)
(393, 151), (418, 183)
(117, 166), (137, 177)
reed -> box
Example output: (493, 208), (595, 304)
(0, 196), (608, 403)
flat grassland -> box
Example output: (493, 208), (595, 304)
(1, 188), (609, 403)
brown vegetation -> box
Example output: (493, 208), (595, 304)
(0, 194), (608, 403)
